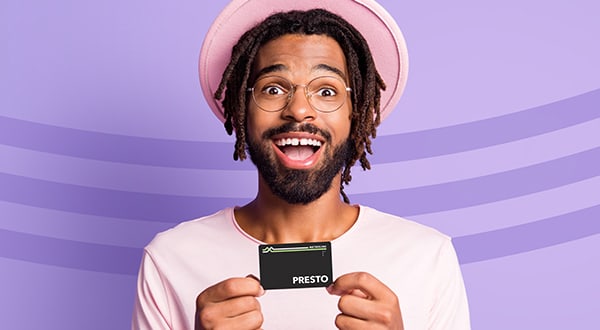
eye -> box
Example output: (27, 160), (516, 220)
(315, 87), (337, 98)
(263, 85), (286, 96)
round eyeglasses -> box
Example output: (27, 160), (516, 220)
(247, 75), (352, 113)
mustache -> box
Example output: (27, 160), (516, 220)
(262, 123), (332, 143)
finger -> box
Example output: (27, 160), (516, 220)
(347, 289), (369, 299)
(337, 294), (396, 324)
(218, 295), (262, 318)
(228, 309), (263, 330)
(327, 286), (369, 299)
(198, 277), (264, 306)
(200, 307), (263, 330)
(328, 272), (394, 301)
(337, 294), (372, 320)
(197, 296), (262, 329)
(335, 313), (374, 330)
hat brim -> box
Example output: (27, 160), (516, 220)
(199, 0), (408, 123)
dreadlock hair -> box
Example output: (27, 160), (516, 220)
(214, 9), (386, 203)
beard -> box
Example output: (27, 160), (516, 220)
(246, 122), (351, 205)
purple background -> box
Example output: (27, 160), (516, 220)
(1, 0), (599, 328)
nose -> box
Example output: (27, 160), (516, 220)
(281, 86), (317, 122)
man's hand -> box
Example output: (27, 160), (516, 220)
(195, 275), (265, 330)
(327, 272), (404, 330)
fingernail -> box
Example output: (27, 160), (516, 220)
(246, 274), (260, 281)
(326, 283), (345, 296)
(326, 284), (335, 294)
(246, 274), (265, 296)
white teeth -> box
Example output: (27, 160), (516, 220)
(275, 138), (322, 147)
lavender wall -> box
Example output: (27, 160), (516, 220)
(1, 0), (599, 328)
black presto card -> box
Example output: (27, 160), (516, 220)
(258, 242), (332, 290)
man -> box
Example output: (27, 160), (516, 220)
(133, 0), (470, 329)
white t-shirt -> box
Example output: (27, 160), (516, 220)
(132, 205), (470, 329)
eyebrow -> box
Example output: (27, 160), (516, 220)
(314, 64), (348, 80)
(254, 63), (348, 81)
(254, 64), (286, 77)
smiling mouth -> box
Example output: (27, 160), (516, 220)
(274, 137), (322, 161)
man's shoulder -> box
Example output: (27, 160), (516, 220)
(145, 207), (235, 250)
(358, 205), (450, 244)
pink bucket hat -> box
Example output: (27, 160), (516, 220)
(199, 0), (409, 122)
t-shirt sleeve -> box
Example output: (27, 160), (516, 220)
(427, 238), (471, 330)
(132, 250), (172, 330)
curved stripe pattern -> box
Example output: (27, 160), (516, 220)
(0, 200), (172, 248)
(0, 228), (141, 275)
(353, 147), (600, 216)
(2, 205), (598, 274)
(370, 88), (600, 163)
(0, 144), (256, 199)
(0, 172), (246, 223)
(412, 176), (600, 237)
(1, 148), (598, 221)
(453, 205), (600, 264)
(352, 118), (600, 193)
(0, 116), (248, 170)
(1, 89), (598, 169)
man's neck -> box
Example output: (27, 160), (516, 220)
(234, 177), (359, 244)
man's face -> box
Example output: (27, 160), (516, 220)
(246, 34), (353, 204)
